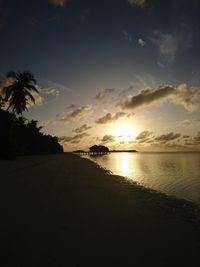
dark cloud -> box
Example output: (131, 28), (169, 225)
(59, 133), (89, 144)
(50, 0), (67, 7)
(60, 105), (92, 122)
(154, 132), (181, 143)
(189, 132), (200, 145)
(101, 135), (115, 144)
(96, 111), (131, 124)
(128, 0), (146, 7)
(183, 135), (190, 139)
(135, 131), (153, 143)
(72, 124), (91, 134)
(194, 132), (200, 143)
(95, 88), (115, 100)
(119, 84), (200, 111)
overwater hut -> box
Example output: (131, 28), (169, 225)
(89, 145), (109, 155)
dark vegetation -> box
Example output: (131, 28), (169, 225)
(89, 145), (110, 154)
(0, 71), (63, 159)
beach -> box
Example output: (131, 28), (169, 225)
(0, 153), (200, 266)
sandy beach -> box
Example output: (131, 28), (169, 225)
(0, 153), (200, 266)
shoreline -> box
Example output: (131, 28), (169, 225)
(0, 153), (200, 266)
(80, 155), (200, 221)
(81, 153), (200, 206)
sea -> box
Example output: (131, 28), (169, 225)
(82, 152), (200, 204)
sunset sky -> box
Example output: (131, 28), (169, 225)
(1, 0), (200, 151)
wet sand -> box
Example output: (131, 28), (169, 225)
(0, 153), (200, 266)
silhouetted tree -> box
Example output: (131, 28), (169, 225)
(0, 70), (63, 159)
(89, 145), (109, 154)
(0, 95), (5, 109)
(3, 71), (39, 115)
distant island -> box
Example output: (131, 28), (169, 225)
(110, 149), (138, 153)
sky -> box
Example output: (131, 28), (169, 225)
(1, 0), (200, 151)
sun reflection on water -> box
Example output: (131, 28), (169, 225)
(118, 152), (131, 177)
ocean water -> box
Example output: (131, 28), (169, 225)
(83, 152), (200, 204)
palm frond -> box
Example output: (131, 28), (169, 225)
(25, 89), (35, 103)
(3, 70), (38, 114)
(25, 84), (39, 93)
(3, 85), (15, 100)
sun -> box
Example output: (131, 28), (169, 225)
(114, 123), (135, 141)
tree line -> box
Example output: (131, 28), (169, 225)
(0, 71), (63, 159)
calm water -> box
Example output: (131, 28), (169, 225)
(83, 152), (200, 204)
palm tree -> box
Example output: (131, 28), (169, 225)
(3, 71), (39, 115)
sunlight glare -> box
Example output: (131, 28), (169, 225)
(114, 123), (135, 141)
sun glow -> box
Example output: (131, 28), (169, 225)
(114, 123), (135, 141)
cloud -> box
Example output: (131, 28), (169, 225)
(101, 135), (115, 144)
(50, 0), (67, 7)
(0, 75), (9, 94)
(66, 104), (77, 110)
(184, 132), (200, 146)
(96, 111), (130, 124)
(119, 85), (173, 109)
(72, 124), (91, 134)
(157, 61), (165, 69)
(29, 88), (43, 106)
(128, 0), (146, 7)
(95, 88), (115, 100)
(60, 105), (92, 122)
(59, 133), (89, 145)
(150, 26), (193, 67)
(135, 131), (153, 143)
(138, 38), (146, 46)
(150, 30), (177, 64)
(154, 132), (181, 143)
(178, 118), (200, 127)
(119, 84), (200, 111)
(172, 84), (200, 111)
(193, 132), (200, 144)
(123, 31), (132, 43)
(42, 87), (60, 97)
